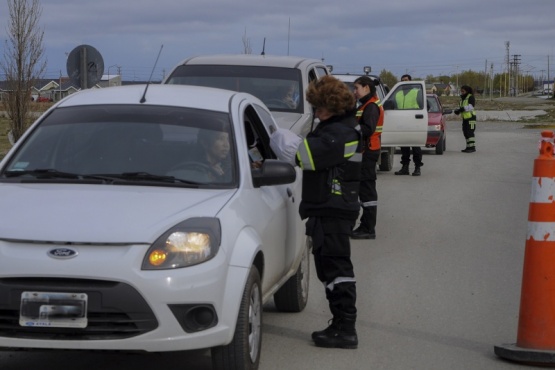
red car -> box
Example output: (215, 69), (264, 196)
(426, 94), (452, 155)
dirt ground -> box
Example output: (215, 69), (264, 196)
(441, 94), (555, 125)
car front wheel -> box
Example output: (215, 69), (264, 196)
(273, 237), (311, 312)
(379, 147), (394, 171)
(212, 266), (262, 370)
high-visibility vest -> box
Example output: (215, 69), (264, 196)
(395, 88), (420, 109)
(356, 96), (384, 151)
(460, 94), (476, 120)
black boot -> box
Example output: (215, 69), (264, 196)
(351, 227), (375, 239)
(351, 205), (377, 240)
(312, 314), (358, 349)
(395, 164), (410, 175)
(462, 147), (476, 153)
(412, 166), (421, 176)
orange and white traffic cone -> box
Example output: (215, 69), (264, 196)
(495, 130), (555, 364)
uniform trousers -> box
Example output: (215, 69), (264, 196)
(358, 149), (379, 233)
(399, 146), (423, 167)
(462, 119), (476, 148)
(307, 217), (357, 317)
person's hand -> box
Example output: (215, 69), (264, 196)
(251, 161), (262, 169)
(454, 108), (461, 115)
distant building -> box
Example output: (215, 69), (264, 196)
(100, 74), (122, 88)
(425, 83), (452, 96)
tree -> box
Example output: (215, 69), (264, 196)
(0, 0), (47, 143)
(241, 27), (252, 54)
(378, 69), (397, 90)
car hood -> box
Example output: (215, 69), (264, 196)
(271, 112), (313, 136)
(0, 183), (236, 244)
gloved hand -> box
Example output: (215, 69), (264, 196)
(454, 108), (461, 115)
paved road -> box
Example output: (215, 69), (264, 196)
(0, 121), (548, 369)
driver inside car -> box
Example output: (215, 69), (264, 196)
(195, 128), (231, 182)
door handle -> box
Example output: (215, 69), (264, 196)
(415, 114), (424, 119)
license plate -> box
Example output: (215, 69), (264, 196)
(19, 291), (88, 328)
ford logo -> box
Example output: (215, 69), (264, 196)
(47, 248), (78, 259)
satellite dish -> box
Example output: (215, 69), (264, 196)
(66, 45), (104, 89)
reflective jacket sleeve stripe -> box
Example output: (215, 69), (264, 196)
(297, 138), (315, 170)
(344, 140), (358, 158)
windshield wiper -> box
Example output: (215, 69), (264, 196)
(4, 169), (80, 179)
(119, 172), (201, 185)
(4, 169), (117, 183)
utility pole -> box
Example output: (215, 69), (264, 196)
(548, 55), (551, 98)
(455, 65), (459, 91)
(489, 63), (494, 100)
(484, 59), (488, 95)
(505, 41), (510, 96)
(511, 54), (521, 96)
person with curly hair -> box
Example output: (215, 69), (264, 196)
(296, 75), (362, 348)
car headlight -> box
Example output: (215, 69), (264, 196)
(142, 217), (221, 270)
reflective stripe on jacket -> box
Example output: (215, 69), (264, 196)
(296, 113), (362, 220)
(356, 96), (384, 151)
(460, 94), (476, 121)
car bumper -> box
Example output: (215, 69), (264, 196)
(426, 129), (442, 146)
(0, 241), (248, 352)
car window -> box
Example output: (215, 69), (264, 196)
(2, 105), (239, 188)
(427, 97), (440, 113)
(165, 65), (303, 114)
(314, 66), (329, 78)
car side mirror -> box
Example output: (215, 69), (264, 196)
(383, 100), (395, 110)
(252, 159), (296, 187)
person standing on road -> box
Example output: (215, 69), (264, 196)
(394, 74), (424, 176)
(351, 76), (383, 240)
(454, 85), (477, 153)
(294, 76), (362, 349)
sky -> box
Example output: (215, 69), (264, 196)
(1, 0), (554, 83)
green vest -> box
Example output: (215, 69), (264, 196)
(395, 88), (420, 109)
(460, 94), (476, 120)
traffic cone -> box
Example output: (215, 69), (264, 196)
(495, 130), (555, 365)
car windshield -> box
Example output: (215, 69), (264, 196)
(427, 97), (441, 113)
(165, 65), (303, 114)
(1, 105), (238, 188)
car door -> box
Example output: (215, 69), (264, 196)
(381, 80), (428, 147)
(238, 102), (304, 292)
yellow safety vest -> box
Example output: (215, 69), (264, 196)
(395, 88), (420, 109)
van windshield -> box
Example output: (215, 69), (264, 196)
(165, 65), (303, 114)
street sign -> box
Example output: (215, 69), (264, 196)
(66, 45), (104, 89)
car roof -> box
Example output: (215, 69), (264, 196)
(57, 84), (250, 112)
(333, 73), (380, 82)
(174, 54), (326, 69)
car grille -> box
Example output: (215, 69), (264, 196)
(0, 278), (158, 340)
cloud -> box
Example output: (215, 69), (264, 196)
(1, 0), (554, 81)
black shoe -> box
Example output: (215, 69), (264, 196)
(461, 147), (476, 153)
(351, 228), (376, 240)
(312, 318), (358, 349)
(412, 167), (421, 176)
(394, 165), (410, 175)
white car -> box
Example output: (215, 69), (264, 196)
(163, 54), (330, 138)
(0, 84), (309, 370)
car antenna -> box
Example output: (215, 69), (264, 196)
(140, 44), (164, 104)
(261, 38), (266, 56)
